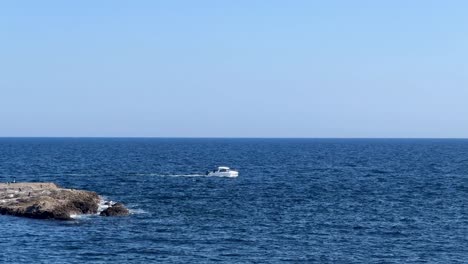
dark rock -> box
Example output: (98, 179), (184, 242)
(100, 203), (129, 216)
(0, 182), (120, 220)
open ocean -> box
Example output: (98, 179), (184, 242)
(0, 138), (467, 263)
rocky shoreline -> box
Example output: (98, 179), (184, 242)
(0, 182), (129, 220)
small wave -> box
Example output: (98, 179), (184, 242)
(70, 214), (94, 220)
(159, 174), (207, 177)
(69, 200), (143, 220)
(98, 200), (111, 213)
(63, 173), (90, 176)
(129, 208), (149, 215)
(97, 197), (126, 214)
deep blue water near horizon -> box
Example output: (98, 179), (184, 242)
(0, 138), (467, 263)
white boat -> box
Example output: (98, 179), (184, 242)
(206, 166), (239, 177)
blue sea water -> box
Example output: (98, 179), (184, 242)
(0, 138), (467, 263)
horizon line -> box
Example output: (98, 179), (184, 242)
(0, 136), (467, 140)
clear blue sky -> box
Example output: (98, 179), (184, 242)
(1, 1), (467, 137)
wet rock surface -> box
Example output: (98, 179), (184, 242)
(100, 202), (130, 216)
(0, 182), (128, 220)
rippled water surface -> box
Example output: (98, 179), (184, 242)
(0, 138), (467, 263)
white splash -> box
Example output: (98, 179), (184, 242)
(97, 197), (117, 214)
(128, 208), (148, 215)
(70, 214), (89, 220)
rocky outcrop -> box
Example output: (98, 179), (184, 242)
(100, 202), (130, 216)
(0, 182), (128, 220)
